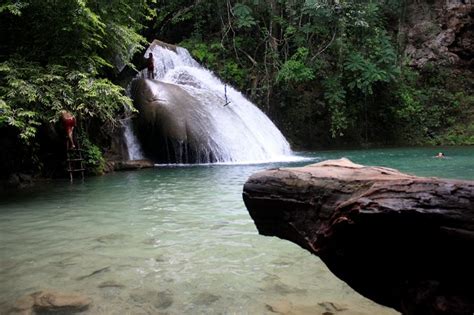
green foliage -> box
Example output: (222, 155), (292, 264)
(0, 0), (28, 15)
(89, 0), (151, 72)
(431, 123), (474, 146)
(180, 38), (248, 88)
(80, 136), (106, 175)
(143, 0), (474, 147)
(342, 13), (399, 94)
(0, 0), (151, 72)
(344, 52), (389, 95)
(233, 3), (256, 29)
(323, 75), (348, 137)
(277, 48), (315, 84)
(0, 99), (40, 143)
(0, 0), (151, 174)
(180, 40), (220, 65)
(393, 66), (474, 145)
(222, 61), (247, 88)
(1, 0), (470, 174)
(0, 60), (133, 144)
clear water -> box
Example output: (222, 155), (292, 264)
(1, 147), (472, 314)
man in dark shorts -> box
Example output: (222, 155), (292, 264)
(147, 52), (154, 79)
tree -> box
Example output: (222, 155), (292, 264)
(0, 0), (153, 174)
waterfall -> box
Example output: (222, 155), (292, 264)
(131, 42), (293, 164)
(122, 81), (144, 160)
(123, 117), (144, 160)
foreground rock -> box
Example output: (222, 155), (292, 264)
(243, 158), (474, 315)
(11, 289), (91, 314)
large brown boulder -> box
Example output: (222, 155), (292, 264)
(243, 158), (474, 315)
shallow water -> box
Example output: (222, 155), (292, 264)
(0, 147), (472, 314)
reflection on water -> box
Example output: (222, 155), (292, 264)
(0, 147), (472, 314)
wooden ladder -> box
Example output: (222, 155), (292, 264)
(66, 142), (85, 182)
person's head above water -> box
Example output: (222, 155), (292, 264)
(436, 152), (445, 158)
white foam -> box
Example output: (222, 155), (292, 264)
(133, 44), (295, 164)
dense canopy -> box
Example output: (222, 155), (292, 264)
(0, 0), (472, 175)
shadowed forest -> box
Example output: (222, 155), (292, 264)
(1, 0), (472, 176)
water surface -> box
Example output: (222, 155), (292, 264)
(0, 147), (472, 314)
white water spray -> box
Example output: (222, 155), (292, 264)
(122, 82), (144, 160)
(127, 42), (294, 163)
(123, 117), (144, 160)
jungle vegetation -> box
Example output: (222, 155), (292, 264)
(0, 0), (472, 176)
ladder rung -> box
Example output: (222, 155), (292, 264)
(67, 158), (84, 162)
(67, 169), (85, 172)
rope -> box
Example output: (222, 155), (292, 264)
(223, 84), (231, 107)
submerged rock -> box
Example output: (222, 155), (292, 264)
(265, 300), (347, 315)
(130, 290), (173, 310)
(76, 266), (110, 281)
(107, 159), (154, 171)
(11, 295), (34, 315)
(193, 292), (220, 306)
(243, 158), (474, 315)
(11, 289), (91, 314)
(98, 280), (125, 289)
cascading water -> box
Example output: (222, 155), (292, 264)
(122, 83), (144, 160)
(123, 117), (144, 160)
(130, 42), (293, 164)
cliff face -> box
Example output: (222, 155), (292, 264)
(404, 0), (473, 68)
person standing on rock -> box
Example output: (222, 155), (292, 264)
(147, 52), (155, 79)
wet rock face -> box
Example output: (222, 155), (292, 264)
(404, 0), (473, 68)
(130, 78), (220, 164)
(3, 173), (34, 190)
(106, 159), (155, 172)
(243, 158), (474, 315)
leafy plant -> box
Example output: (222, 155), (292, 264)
(0, 0), (152, 175)
(323, 75), (348, 137)
(79, 136), (106, 175)
(277, 48), (315, 84)
(0, 60), (133, 145)
(233, 3), (256, 29)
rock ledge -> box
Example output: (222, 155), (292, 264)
(243, 158), (474, 315)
